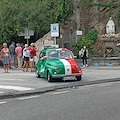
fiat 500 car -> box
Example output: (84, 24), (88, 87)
(35, 48), (82, 82)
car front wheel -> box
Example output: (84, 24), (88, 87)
(35, 68), (41, 78)
(47, 71), (53, 82)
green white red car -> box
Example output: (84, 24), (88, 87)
(35, 48), (82, 82)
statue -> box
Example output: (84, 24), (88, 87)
(106, 17), (115, 34)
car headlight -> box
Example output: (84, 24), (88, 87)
(76, 66), (80, 70)
(55, 68), (59, 72)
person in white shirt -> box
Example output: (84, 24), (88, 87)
(23, 44), (30, 72)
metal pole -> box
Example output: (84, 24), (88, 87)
(54, 37), (56, 44)
(27, 39), (29, 45)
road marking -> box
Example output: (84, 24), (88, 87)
(52, 91), (69, 95)
(0, 92), (5, 94)
(0, 101), (7, 105)
(18, 95), (40, 100)
(0, 85), (35, 91)
(0, 78), (24, 81)
(5, 73), (34, 76)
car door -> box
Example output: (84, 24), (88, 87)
(39, 52), (47, 77)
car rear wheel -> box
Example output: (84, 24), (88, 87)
(47, 71), (53, 82)
(76, 76), (82, 81)
(35, 68), (41, 78)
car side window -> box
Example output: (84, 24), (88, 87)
(42, 52), (46, 57)
(39, 52), (46, 58)
(39, 52), (43, 58)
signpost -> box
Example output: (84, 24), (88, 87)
(51, 23), (59, 45)
(76, 30), (83, 42)
(19, 28), (34, 45)
(51, 23), (59, 37)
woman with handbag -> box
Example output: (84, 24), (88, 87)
(29, 43), (37, 72)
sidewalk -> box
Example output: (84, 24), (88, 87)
(0, 66), (120, 99)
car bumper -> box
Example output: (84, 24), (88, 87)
(52, 73), (82, 78)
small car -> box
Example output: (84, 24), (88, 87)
(35, 48), (82, 82)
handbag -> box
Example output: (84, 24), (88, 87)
(30, 54), (33, 58)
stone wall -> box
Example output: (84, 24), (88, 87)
(34, 32), (56, 62)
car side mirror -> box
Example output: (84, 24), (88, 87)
(41, 56), (47, 61)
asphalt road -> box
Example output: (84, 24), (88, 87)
(0, 82), (120, 120)
(0, 67), (120, 95)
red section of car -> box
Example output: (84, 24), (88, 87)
(62, 48), (82, 75)
(66, 59), (82, 74)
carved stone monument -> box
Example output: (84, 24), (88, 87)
(106, 17), (115, 35)
(94, 17), (120, 57)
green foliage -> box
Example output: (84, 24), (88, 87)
(55, 0), (73, 23)
(74, 30), (98, 54)
(0, 0), (73, 45)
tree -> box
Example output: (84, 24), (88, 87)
(0, 0), (73, 45)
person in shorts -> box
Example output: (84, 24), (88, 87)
(15, 43), (23, 69)
(9, 41), (15, 69)
(23, 44), (30, 72)
(29, 43), (37, 72)
(1, 43), (11, 73)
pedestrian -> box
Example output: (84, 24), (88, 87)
(29, 43), (37, 72)
(15, 43), (23, 69)
(9, 41), (15, 69)
(23, 44), (30, 72)
(21, 43), (25, 66)
(81, 45), (88, 67)
(1, 43), (11, 73)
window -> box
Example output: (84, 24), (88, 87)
(39, 52), (46, 58)
(48, 50), (72, 60)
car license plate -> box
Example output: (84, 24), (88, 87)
(62, 76), (76, 81)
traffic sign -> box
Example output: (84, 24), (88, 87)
(18, 28), (34, 36)
(76, 31), (83, 36)
(51, 23), (59, 37)
(24, 36), (30, 39)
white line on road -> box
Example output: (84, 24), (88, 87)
(0, 101), (7, 105)
(3, 73), (34, 76)
(0, 85), (35, 91)
(0, 78), (24, 81)
(18, 95), (40, 100)
(52, 91), (69, 95)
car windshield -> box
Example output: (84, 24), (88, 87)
(48, 50), (73, 60)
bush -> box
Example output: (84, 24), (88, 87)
(73, 30), (98, 57)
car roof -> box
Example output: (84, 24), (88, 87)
(42, 48), (70, 52)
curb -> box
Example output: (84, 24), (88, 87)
(0, 78), (120, 100)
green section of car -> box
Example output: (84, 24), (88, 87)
(36, 49), (65, 79)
